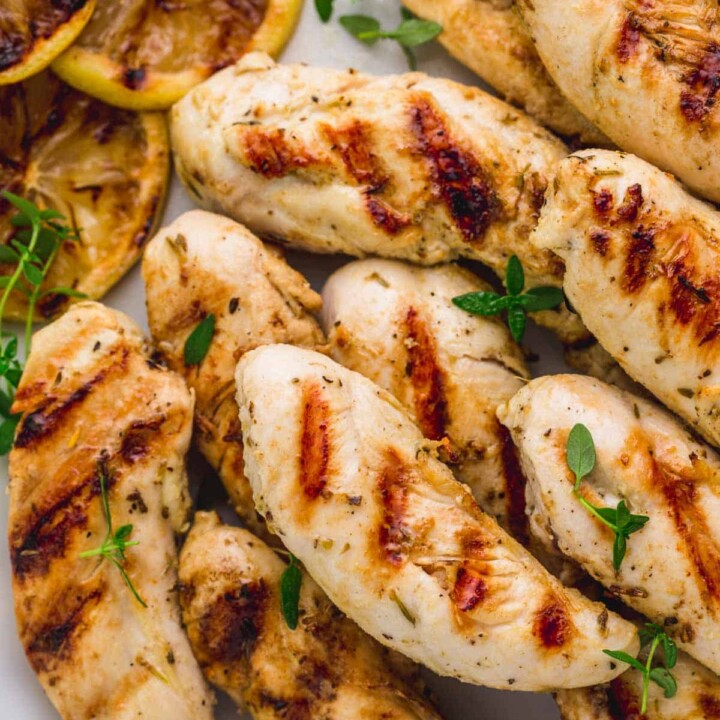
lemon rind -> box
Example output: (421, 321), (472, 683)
(51, 0), (304, 110)
(0, 0), (96, 86)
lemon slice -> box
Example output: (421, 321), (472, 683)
(0, 0), (96, 85)
(0, 70), (168, 321)
(51, 0), (303, 110)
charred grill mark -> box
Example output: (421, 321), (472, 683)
(533, 595), (574, 649)
(665, 262), (720, 345)
(497, 424), (529, 545)
(590, 229), (611, 256)
(120, 417), (165, 463)
(451, 565), (487, 612)
(607, 677), (642, 720)
(123, 67), (147, 91)
(403, 307), (448, 441)
(26, 587), (103, 673)
(14, 349), (128, 449)
(0, 0), (90, 71)
(700, 694), (720, 717)
(378, 449), (412, 566)
(240, 127), (316, 178)
(680, 43), (720, 123)
(132, 194), (160, 247)
(299, 384), (331, 500)
(593, 188), (614, 216)
(198, 580), (267, 662)
(617, 13), (641, 63)
(11, 465), (109, 579)
(622, 226), (656, 293)
(616, 184), (644, 223)
(321, 120), (411, 235)
(409, 96), (501, 243)
(654, 461), (720, 608)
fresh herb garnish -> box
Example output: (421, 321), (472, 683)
(315, 0), (334, 22)
(280, 552), (302, 630)
(339, 10), (442, 70)
(452, 255), (564, 342)
(183, 313), (215, 366)
(566, 423), (649, 571)
(604, 623), (678, 713)
(79, 464), (147, 607)
(0, 191), (82, 455)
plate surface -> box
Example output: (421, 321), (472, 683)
(0, 2), (565, 717)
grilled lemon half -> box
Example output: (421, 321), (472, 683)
(0, 71), (168, 321)
(0, 0), (96, 85)
(51, 0), (303, 110)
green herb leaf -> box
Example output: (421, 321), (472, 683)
(78, 463), (147, 607)
(603, 649), (646, 673)
(0, 415), (20, 455)
(649, 667), (677, 698)
(452, 256), (563, 343)
(40, 287), (88, 299)
(385, 18), (442, 47)
(452, 291), (509, 316)
(0, 246), (19, 264)
(507, 304), (526, 343)
(1, 191), (40, 223)
(520, 286), (566, 312)
(315, 0), (334, 22)
(280, 553), (302, 630)
(339, 14), (381, 44)
(184, 313), (215, 366)
(505, 255), (525, 296)
(22, 262), (43, 286)
(566, 423), (596, 488)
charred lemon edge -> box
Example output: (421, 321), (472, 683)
(51, 0), (304, 111)
(0, 0), (97, 86)
(2, 112), (170, 322)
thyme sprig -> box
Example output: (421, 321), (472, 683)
(280, 553), (302, 630)
(452, 255), (564, 342)
(0, 191), (82, 454)
(604, 623), (678, 713)
(79, 464), (147, 607)
(566, 423), (649, 571)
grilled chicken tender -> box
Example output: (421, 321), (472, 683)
(171, 52), (586, 344)
(499, 374), (720, 674)
(8, 302), (214, 719)
(321, 258), (530, 536)
(179, 511), (444, 719)
(533, 149), (720, 448)
(556, 649), (720, 720)
(143, 210), (325, 535)
(402, 0), (605, 143)
(518, 0), (720, 203)
(235, 344), (638, 691)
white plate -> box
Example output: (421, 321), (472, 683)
(0, 2), (566, 717)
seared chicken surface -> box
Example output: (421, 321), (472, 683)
(533, 149), (720, 448)
(171, 52), (586, 344)
(143, 210), (325, 535)
(402, 0), (605, 143)
(180, 511), (444, 719)
(499, 374), (720, 675)
(556, 648), (720, 719)
(8, 302), (214, 719)
(518, 0), (720, 202)
(321, 259), (530, 536)
(235, 344), (638, 691)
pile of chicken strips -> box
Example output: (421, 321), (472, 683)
(5, 1), (720, 718)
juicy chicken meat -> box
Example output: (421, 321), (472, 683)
(321, 258), (531, 536)
(556, 649), (720, 720)
(143, 210), (325, 535)
(235, 344), (638, 691)
(171, 52), (587, 344)
(532, 149), (720, 449)
(8, 302), (214, 719)
(518, 0), (720, 203)
(401, 0), (605, 143)
(499, 374), (720, 675)
(179, 511), (444, 719)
